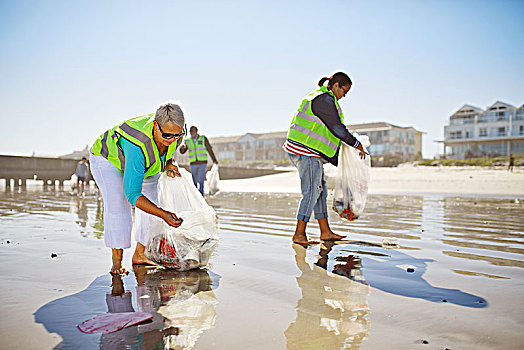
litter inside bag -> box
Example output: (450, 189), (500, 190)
(145, 168), (218, 270)
(147, 234), (217, 270)
(206, 164), (220, 196)
(332, 133), (371, 221)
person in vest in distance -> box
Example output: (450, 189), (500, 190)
(90, 102), (185, 275)
(75, 157), (89, 195)
(284, 72), (368, 245)
(179, 126), (218, 195)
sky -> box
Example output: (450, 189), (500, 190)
(1, 0), (523, 158)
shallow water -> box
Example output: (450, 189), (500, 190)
(0, 187), (523, 349)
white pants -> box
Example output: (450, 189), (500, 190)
(90, 154), (160, 249)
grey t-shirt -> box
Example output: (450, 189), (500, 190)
(76, 162), (89, 178)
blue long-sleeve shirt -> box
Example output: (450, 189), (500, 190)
(118, 137), (165, 206)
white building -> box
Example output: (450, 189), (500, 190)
(349, 122), (424, 162)
(175, 131), (289, 165)
(211, 131), (289, 163)
(443, 101), (524, 158)
(189, 122), (423, 166)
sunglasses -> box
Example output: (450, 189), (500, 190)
(157, 123), (185, 140)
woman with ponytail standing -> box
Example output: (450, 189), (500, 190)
(284, 72), (368, 245)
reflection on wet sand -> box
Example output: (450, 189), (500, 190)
(69, 195), (105, 239)
(2, 189), (523, 348)
(142, 268), (218, 349)
(69, 197), (88, 228)
(34, 268), (220, 349)
(93, 196), (105, 237)
(0, 190), (72, 217)
(101, 268), (219, 349)
(328, 195), (426, 242)
(0, 188), (106, 239)
(441, 197), (524, 270)
(285, 243), (370, 349)
(452, 269), (510, 279)
(443, 250), (524, 269)
(285, 235), (489, 348)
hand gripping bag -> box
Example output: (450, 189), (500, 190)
(145, 168), (219, 270)
(332, 133), (371, 221)
(206, 164), (220, 196)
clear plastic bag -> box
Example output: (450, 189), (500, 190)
(332, 134), (371, 221)
(206, 164), (220, 195)
(145, 168), (219, 270)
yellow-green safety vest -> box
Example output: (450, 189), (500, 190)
(287, 86), (345, 158)
(185, 135), (208, 163)
(91, 114), (181, 178)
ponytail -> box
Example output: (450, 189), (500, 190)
(318, 77), (329, 87)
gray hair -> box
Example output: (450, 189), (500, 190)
(155, 102), (185, 127)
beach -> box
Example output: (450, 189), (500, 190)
(221, 165), (524, 196)
(0, 166), (523, 349)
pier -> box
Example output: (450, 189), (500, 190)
(0, 155), (79, 188)
(0, 154), (288, 188)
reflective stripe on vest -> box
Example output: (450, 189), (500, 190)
(91, 114), (181, 177)
(100, 130), (126, 167)
(110, 132), (126, 169)
(186, 135), (208, 163)
(286, 87), (344, 158)
(119, 122), (156, 168)
(100, 130), (109, 158)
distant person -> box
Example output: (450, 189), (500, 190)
(89, 102), (186, 275)
(283, 72), (368, 245)
(179, 126), (218, 195)
(508, 153), (514, 172)
(75, 157), (90, 195)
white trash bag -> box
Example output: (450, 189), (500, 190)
(332, 133), (371, 221)
(145, 168), (219, 270)
(206, 164), (220, 196)
(70, 174), (78, 191)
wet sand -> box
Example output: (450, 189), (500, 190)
(0, 185), (523, 349)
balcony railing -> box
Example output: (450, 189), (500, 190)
(478, 115), (511, 123)
(450, 118), (475, 125)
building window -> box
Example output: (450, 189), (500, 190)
(450, 131), (462, 139)
(370, 144), (384, 155)
(498, 127), (506, 136)
(479, 128), (487, 137)
(520, 125), (524, 135)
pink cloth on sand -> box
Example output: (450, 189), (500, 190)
(78, 312), (153, 334)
